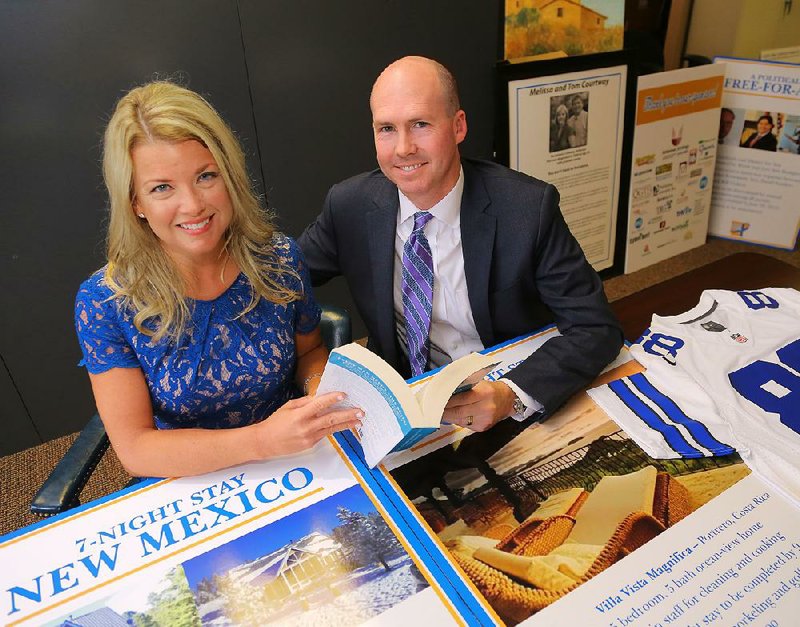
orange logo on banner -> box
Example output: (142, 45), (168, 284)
(637, 76), (724, 125)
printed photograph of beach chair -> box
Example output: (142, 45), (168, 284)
(444, 487), (589, 560)
(492, 487), (589, 555)
(451, 466), (691, 625)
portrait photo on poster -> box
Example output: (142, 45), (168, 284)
(548, 91), (589, 152)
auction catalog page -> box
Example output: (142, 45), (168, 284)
(508, 65), (627, 272)
(709, 57), (800, 249)
(379, 330), (800, 626)
(0, 441), (486, 626)
(625, 63), (724, 273)
(5, 328), (800, 626)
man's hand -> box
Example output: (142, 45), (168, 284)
(442, 380), (517, 432)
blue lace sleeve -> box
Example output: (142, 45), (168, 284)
(284, 236), (321, 335)
(75, 272), (140, 374)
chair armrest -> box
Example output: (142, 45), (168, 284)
(30, 414), (109, 517)
(320, 304), (352, 349)
(682, 54), (712, 67)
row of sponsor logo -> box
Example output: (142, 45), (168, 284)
(630, 218), (694, 244)
(631, 175), (709, 205)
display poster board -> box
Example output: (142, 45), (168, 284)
(1, 434), (479, 626)
(709, 57), (800, 250)
(761, 45), (800, 64)
(4, 329), (800, 626)
(624, 64), (725, 273)
(502, 52), (633, 276)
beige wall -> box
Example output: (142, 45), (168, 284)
(686, 0), (800, 60)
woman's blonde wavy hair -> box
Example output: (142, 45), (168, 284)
(102, 80), (300, 343)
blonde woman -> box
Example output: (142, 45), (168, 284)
(549, 103), (574, 152)
(75, 81), (361, 478)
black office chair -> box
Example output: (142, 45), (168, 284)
(30, 304), (352, 517)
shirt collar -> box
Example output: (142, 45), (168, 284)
(398, 167), (464, 229)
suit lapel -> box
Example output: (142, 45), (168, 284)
(460, 164), (496, 345)
(366, 181), (400, 365)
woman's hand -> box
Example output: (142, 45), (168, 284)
(256, 391), (362, 458)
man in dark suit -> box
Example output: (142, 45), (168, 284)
(740, 115), (778, 151)
(298, 56), (622, 432)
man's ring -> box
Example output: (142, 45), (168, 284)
(466, 415), (474, 426)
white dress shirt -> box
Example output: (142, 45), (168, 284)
(392, 169), (540, 419)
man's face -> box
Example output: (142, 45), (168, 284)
(719, 111), (734, 139)
(371, 59), (467, 210)
(572, 97), (584, 115)
(757, 118), (773, 135)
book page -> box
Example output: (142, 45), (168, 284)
(317, 343), (422, 467)
(416, 352), (502, 424)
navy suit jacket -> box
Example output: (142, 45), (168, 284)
(740, 132), (777, 151)
(298, 158), (623, 415)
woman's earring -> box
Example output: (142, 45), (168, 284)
(138, 213), (145, 219)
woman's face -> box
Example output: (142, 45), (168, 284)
(131, 139), (233, 267)
(556, 108), (567, 125)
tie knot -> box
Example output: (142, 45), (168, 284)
(413, 211), (434, 232)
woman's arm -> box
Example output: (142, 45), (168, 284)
(294, 326), (328, 396)
(89, 365), (360, 478)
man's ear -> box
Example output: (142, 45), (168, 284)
(454, 109), (468, 144)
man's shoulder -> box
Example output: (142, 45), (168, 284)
(463, 158), (550, 195)
(319, 168), (398, 217)
(329, 168), (392, 196)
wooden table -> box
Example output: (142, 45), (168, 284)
(611, 252), (800, 342)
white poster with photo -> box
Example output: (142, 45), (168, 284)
(383, 338), (800, 625)
(0, 442), (468, 626)
(761, 45), (800, 64)
(710, 57), (800, 249)
(625, 64), (725, 273)
(509, 65), (627, 272)
(524, 473), (800, 626)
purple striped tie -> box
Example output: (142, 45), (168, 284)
(402, 211), (435, 376)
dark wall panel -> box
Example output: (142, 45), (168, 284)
(240, 0), (501, 337)
(0, 354), (40, 455)
(0, 0), (258, 445)
(0, 0), (501, 453)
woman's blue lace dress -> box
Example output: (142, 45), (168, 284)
(75, 236), (321, 430)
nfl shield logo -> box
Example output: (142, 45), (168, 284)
(731, 333), (748, 343)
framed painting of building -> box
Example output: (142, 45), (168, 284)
(503, 0), (625, 61)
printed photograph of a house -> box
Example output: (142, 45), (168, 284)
(182, 484), (428, 625)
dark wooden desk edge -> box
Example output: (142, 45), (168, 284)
(611, 252), (800, 341)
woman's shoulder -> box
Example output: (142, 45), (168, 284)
(74, 267), (132, 336)
(77, 267), (115, 302)
(75, 267), (130, 323)
(268, 232), (304, 267)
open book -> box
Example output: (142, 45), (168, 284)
(316, 343), (499, 467)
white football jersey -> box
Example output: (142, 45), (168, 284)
(589, 288), (800, 507)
